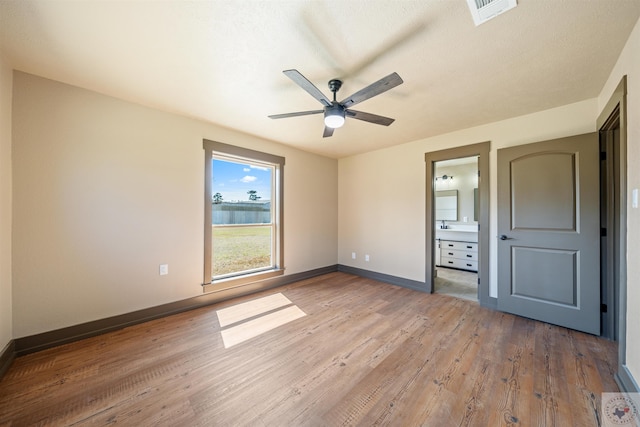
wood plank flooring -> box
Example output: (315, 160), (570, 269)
(0, 272), (618, 426)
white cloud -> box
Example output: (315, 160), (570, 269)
(240, 175), (257, 183)
(251, 165), (269, 171)
(243, 168), (250, 172)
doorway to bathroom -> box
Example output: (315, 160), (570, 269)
(433, 156), (479, 301)
(425, 141), (490, 307)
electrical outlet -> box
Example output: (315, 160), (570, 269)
(365, 254), (370, 262)
(352, 252), (356, 259)
(159, 264), (169, 275)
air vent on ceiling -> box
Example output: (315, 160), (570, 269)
(466, 0), (517, 26)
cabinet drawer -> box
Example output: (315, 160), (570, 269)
(442, 249), (478, 261)
(441, 257), (478, 271)
(440, 240), (477, 251)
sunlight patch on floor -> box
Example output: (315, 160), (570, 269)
(216, 293), (293, 327)
(216, 293), (306, 348)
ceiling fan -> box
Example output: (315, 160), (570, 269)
(268, 69), (403, 137)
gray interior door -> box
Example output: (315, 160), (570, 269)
(497, 133), (600, 335)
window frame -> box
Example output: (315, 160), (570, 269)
(211, 154), (275, 280)
(202, 140), (284, 292)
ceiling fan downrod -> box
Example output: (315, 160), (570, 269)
(328, 79), (342, 101)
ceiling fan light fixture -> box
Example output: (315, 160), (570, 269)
(324, 112), (345, 128)
(324, 104), (345, 128)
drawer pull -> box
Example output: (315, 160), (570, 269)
(448, 261), (454, 264)
(466, 246), (473, 249)
(448, 252), (454, 255)
(466, 264), (472, 267)
(466, 254), (472, 258)
(448, 244), (454, 247)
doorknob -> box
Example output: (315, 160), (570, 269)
(499, 234), (509, 240)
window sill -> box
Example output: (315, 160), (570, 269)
(202, 268), (284, 294)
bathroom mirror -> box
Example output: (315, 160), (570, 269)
(435, 190), (458, 221)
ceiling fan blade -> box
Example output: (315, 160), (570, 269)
(346, 109), (395, 126)
(340, 72), (403, 108)
(268, 110), (323, 119)
(323, 126), (334, 138)
(283, 70), (333, 107)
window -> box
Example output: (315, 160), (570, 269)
(203, 140), (284, 292)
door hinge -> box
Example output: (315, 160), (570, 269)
(477, 277), (480, 285)
(600, 151), (607, 161)
(601, 303), (608, 313)
(601, 227), (607, 237)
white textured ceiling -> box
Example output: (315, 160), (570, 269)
(1, 0), (639, 158)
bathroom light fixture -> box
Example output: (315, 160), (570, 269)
(435, 174), (453, 181)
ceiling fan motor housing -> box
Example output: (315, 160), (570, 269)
(325, 101), (344, 115)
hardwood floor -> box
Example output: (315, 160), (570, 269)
(0, 272), (618, 426)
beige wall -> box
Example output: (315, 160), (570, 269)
(11, 72), (338, 338)
(0, 56), (12, 350)
(598, 17), (640, 386)
(338, 99), (596, 296)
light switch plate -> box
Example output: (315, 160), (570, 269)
(159, 264), (169, 275)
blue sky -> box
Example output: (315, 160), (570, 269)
(212, 158), (272, 202)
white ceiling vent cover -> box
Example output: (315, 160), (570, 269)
(467, 0), (517, 26)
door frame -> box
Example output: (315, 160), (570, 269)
(425, 141), (491, 307)
(597, 76), (630, 390)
